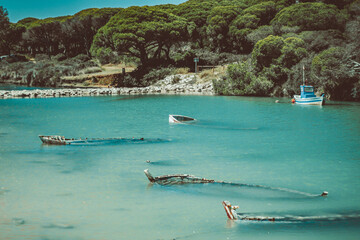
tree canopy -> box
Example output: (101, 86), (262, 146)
(91, 6), (192, 66)
(271, 2), (347, 31)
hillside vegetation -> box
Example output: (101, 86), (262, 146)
(0, 0), (359, 100)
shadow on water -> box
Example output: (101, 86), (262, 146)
(145, 160), (184, 166)
(109, 95), (150, 101)
(0, 132), (8, 137)
(172, 120), (260, 131)
(20, 147), (98, 174)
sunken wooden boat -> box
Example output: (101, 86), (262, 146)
(169, 114), (196, 124)
(144, 169), (214, 185)
(39, 135), (146, 145)
(39, 135), (69, 145)
(221, 198), (360, 224)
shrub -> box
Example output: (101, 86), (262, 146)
(246, 25), (274, 45)
(279, 37), (308, 68)
(175, 68), (189, 74)
(35, 54), (50, 61)
(51, 53), (67, 61)
(142, 67), (175, 86)
(214, 61), (273, 96)
(312, 47), (358, 100)
(252, 35), (284, 70)
(299, 30), (345, 53)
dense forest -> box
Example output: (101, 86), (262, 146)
(1, 0), (359, 101)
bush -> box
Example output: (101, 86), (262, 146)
(214, 61), (273, 96)
(35, 54), (50, 61)
(175, 68), (189, 74)
(299, 30), (345, 53)
(246, 25), (274, 45)
(279, 37), (308, 68)
(51, 53), (67, 61)
(252, 35), (284, 70)
(171, 48), (243, 69)
(312, 47), (358, 100)
(142, 67), (175, 86)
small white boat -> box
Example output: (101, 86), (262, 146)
(169, 114), (196, 123)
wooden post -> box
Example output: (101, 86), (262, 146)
(194, 57), (199, 73)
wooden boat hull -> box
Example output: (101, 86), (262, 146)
(39, 135), (68, 145)
(221, 200), (360, 223)
(39, 135), (147, 145)
(144, 169), (214, 185)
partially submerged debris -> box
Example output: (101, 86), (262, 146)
(39, 135), (146, 145)
(144, 169), (328, 198)
(222, 200), (358, 223)
(144, 169), (215, 185)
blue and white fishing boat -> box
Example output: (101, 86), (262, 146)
(293, 86), (325, 105)
(293, 66), (325, 105)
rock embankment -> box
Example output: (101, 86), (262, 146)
(0, 74), (214, 99)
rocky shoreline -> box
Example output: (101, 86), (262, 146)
(0, 74), (214, 99)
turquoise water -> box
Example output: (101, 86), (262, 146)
(0, 95), (359, 240)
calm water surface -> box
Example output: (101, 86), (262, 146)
(0, 95), (359, 240)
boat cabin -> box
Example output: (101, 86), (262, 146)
(300, 85), (316, 98)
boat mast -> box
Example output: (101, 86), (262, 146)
(302, 65), (305, 86)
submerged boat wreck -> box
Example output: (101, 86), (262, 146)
(169, 114), (196, 124)
(222, 200), (359, 223)
(39, 135), (146, 145)
(144, 169), (214, 185)
(145, 169), (328, 197)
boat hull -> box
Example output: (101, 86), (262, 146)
(294, 95), (324, 105)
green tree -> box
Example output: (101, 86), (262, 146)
(91, 6), (192, 66)
(229, 14), (260, 53)
(0, 7), (24, 55)
(0, 6), (10, 54)
(279, 37), (307, 68)
(206, 6), (242, 52)
(252, 35), (284, 70)
(271, 2), (347, 31)
(172, 1), (217, 48)
(24, 21), (62, 56)
(312, 47), (358, 100)
(243, 1), (277, 25)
